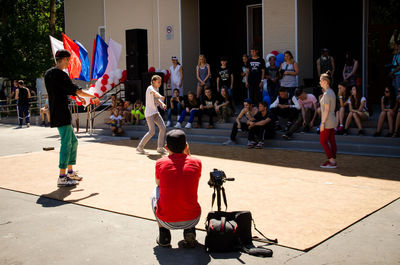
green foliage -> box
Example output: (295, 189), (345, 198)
(0, 0), (64, 84)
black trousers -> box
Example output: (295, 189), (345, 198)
(271, 107), (299, 122)
(248, 82), (262, 104)
(198, 108), (216, 125)
(230, 122), (249, 141)
(286, 108), (315, 136)
(248, 124), (275, 142)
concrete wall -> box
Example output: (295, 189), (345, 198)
(64, 0), (104, 65)
(263, 0), (296, 57)
(181, 0), (199, 93)
(105, 0), (181, 72)
(297, 0), (314, 85)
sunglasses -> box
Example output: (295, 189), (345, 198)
(385, 90), (390, 93)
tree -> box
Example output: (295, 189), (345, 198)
(0, 0), (64, 85)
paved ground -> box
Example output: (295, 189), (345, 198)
(0, 124), (399, 265)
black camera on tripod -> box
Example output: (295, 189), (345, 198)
(208, 169), (234, 188)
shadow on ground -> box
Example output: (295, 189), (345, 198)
(36, 187), (99, 207)
(97, 139), (400, 182)
(153, 242), (247, 265)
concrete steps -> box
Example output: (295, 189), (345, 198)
(110, 121), (400, 158)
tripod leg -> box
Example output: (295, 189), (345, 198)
(222, 187), (228, 211)
(211, 188), (216, 209)
(217, 187), (222, 212)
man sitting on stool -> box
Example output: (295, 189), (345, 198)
(151, 129), (202, 248)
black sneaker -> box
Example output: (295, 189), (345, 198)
(343, 129), (349, 136)
(156, 227), (171, 247)
(358, 130), (365, 136)
(180, 228), (196, 248)
(282, 134), (291, 140)
(373, 131), (380, 137)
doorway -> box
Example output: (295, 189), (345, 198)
(199, 0), (261, 83)
(247, 4), (263, 55)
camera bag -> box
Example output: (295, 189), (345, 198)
(205, 213), (239, 252)
(205, 211), (274, 257)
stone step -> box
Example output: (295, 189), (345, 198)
(114, 128), (400, 158)
(122, 123), (400, 146)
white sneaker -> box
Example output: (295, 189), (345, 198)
(136, 147), (145, 154)
(174, 122), (182, 128)
(67, 171), (83, 181)
(27, 123), (30, 127)
(222, 139), (236, 145)
(157, 147), (167, 154)
(166, 121), (171, 127)
(57, 176), (78, 187)
(184, 123), (192, 129)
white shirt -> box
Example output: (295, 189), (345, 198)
(169, 64), (183, 96)
(145, 85), (161, 117)
(109, 115), (122, 126)
(347, 97), (368, 112)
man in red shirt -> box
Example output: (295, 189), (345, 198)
(151, 129), (202, 248)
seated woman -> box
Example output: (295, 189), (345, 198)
(107, 108), (123, 136)
(175, 92), (200, 129)
(335, 82), (349, 134)
(40, 95), (50, 126)
(343, 86), (369, 135)
(131, 99), (145, 125)
(215, 87), (234, 123)
(166, 88), (183, 127)
(374, 85), (397, 137)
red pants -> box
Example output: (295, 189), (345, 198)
(320, 128), (337, 159)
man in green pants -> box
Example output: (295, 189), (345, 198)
(44, 49), (100, 187)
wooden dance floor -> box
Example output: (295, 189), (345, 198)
(1, 139), (399, 250)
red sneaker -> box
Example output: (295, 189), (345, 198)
(320, 161), (337, 169)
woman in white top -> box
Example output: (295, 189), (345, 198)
(136, 75), (167, 154)
(344, 86), (369, 135)
(169, 56), (183, 96)
(196, 54), (211, 98)
(279, 50), (299, 97)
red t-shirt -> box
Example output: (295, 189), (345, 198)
(155, 153), (202, 223)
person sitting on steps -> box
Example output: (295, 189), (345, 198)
(175, 92), (200, 129)
(270, 87), (300, 131)
(223, 98), (258, 145)
(247, 101), (276, 149)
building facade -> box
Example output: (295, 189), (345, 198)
(65, 0), (400, 103)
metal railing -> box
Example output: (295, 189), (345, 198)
(0, 93), (46, 120)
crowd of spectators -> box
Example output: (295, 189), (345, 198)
(158, 40), (400, 145)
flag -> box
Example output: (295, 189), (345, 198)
(62, 33), (82, 79)
(90, 34), (108, 80)
(105, 38), (122, 75)
(74, 40), (90, 82)
(49, 35), (64, 62)
(49, 35), (68, 74)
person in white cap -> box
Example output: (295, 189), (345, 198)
(169, 56), (184, 97)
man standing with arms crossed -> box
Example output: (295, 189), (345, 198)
(44, 49), (100, 187)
